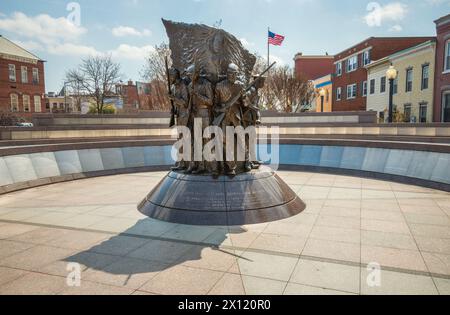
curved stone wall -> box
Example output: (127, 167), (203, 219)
(0, 144), (449, 194)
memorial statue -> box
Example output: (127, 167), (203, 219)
(138, 19), (306, 226)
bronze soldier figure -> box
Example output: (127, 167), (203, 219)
(243, 75), (265, 127)
(168, 67), (190, 171)
(185, 65), (215, 175)
(215, 63), (249, 175)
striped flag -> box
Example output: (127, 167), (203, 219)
(268, 31), (285, 46)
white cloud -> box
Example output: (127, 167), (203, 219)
(47, 43), (101, 57)
(365, 2), (408, 27)
(425, 0), (450, 5)
(0, 12), (86, 45)
(389, 24), (403, 32)
(109, 44), (155, 60)
(112, 26), (151, 37)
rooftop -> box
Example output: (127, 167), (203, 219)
(0, 35), (43, 62)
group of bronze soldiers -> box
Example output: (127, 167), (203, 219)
(168, 63), (264, 177)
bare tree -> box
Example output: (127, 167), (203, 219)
(259, 65), (316, 113)
(65, 78), (85, 112)
(66, 55), (122, 114)
(141, 43), (172, 111)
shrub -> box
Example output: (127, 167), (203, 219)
(88, 104), (116, 115)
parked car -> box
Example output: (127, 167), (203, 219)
(16, 122), (34, 127)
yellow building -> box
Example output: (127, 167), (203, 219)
(313, 74), (333, 112)
(366, 40), (436, 123)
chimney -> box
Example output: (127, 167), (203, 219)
(128, 80), (133, 86)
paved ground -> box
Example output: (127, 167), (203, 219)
(0, 171), (449, 295)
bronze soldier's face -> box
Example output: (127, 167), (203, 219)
(227, 71), (238, 83)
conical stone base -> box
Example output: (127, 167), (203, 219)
(137, 166), (306, 226)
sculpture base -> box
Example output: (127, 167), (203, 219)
(137, 166), (306, 226)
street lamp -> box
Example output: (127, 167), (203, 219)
(319, 88), (326, 113)
(386, 65), (397, 123)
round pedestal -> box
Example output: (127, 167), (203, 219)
(137, 166), (306, 226)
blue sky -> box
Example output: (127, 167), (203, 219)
(0, 0), (448, 92)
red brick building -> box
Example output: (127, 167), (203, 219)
(0, 35), (46, 117)
(294, 53), (334, 81)
(434, 14), (450, 122)
(332, 37), (435, 112)
(115, 80), (152, 112)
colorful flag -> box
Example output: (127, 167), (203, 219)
(268, 31), (285, 46)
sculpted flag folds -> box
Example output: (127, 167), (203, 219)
(162, 19), (256, 83)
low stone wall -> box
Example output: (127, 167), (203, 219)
(3, 124), (450, 140)
(1, 142), (449, 195)
(31, 111), (378, 126)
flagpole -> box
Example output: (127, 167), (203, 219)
(267, 27), (270, 68)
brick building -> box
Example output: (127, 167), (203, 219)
(434, 14), (450, 122)
(116, 80), (140, 111)
(294, 53), (334, 81)
(332, 37), (435, 112)
(0, 35), (46, 117)
(115, 80), (152, 112)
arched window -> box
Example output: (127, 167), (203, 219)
(23, 95), (30, 112)
(10, 94), (19, 112)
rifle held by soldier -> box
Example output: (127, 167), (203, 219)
(165, 56), (177, 128)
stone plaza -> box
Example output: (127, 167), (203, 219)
(0, 170), (449, 295)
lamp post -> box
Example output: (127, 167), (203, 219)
(319, 88), (326, 113)
(386, 65), (397, 123)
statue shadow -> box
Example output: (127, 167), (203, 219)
(63, 219), (247, 284)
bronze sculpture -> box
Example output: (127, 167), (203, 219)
(137, 20), (306, 226)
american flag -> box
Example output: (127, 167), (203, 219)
(268, 31), (285, 46)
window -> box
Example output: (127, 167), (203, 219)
(362, 50), (371, 66)
(406, 68), (413, 92)
(421, 64), (429, 90)
(23, 95), (30, 112)
(419, 104), (428, 123)
(404, 104), (412, 123)
(393, 78), (398, 95)
(370, 79), (376, 95)
(346, 56), (358, 72)
(21, 66), (28, 83)
(380, 76), (386, 93)
(445, 40), (450, 72)
(8, 64), (16, 82)
(444, 92), (450, 122)
(34, 96), (42, 113)
(347, 84), (357, 99)
(362, 81), (367, 97)
(32, 68), (39, 84)
(336, 62), (342, 76)
(326, 90), (329, 103)
(10, 94), (19, 112)
(336, 87), (342, 101)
